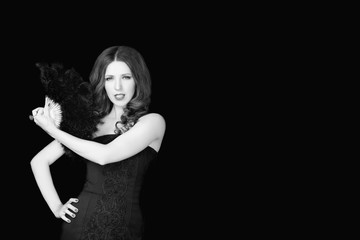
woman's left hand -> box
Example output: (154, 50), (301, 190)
(32, 97), (58, 133)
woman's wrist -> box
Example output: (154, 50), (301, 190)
(47, 124), (61, 140)
(51, 202), (63, 218)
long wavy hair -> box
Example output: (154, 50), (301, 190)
(89, 46), (151, 134)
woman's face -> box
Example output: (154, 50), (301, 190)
(104, 61), (136, 108)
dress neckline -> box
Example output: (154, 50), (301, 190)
(92, 133), (118, 139)
(92, 134), (158, 154)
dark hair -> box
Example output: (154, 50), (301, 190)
(89, 46), (151, 134)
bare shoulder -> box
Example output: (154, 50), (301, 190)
(139, 113), (166, 133)
(139, 113), (166, 125)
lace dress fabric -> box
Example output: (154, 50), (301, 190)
(60, 134), (157, 240)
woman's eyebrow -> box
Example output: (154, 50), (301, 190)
(105, 73), (132, 76)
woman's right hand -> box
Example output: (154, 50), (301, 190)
(54, 198), (79, 223)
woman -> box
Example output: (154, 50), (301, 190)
(30, 46), (166, 240)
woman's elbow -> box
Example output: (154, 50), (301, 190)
(93, 152), (109, 166)
(96, 151), (121, 166)
(30, 157), (41, 171)
(30, 154), (52, 168)
(30, 156), (43, 168)
(30, 159), (34, 168)
(97, 157), (107, 166)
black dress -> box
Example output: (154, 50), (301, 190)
(60, 134), (157, 240)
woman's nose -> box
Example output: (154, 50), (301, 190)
(115, 79), (122, 90)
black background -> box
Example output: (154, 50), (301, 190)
(0, 13), (237, 239)
(1, 4), (339, 239)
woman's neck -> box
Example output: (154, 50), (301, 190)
(110, 106), (124, 120)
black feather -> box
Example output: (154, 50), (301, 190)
(36, 62), (100, 157)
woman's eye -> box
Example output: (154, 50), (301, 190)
(123, 76), (131, 80)
(105, 77), (112, 81)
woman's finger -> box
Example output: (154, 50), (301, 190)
(61, 215), (71, 223)
(66, 198), (79, 214)
(32, 107), (41, 116)
(65, 209), (76, 218)
(67, 203), (78, 213)
(31, 108), (43, 124)
(70, 198), (79, 203)
(33, 108), (44, 120)
(60, 198), (79, 223)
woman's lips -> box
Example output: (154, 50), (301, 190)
(114, 94), (125, 100)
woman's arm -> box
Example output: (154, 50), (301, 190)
(33, 108), (166, 165)
(100, 113), (166, 164)
(30, 140), (80, 223)
(30, 140), (64, 216)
